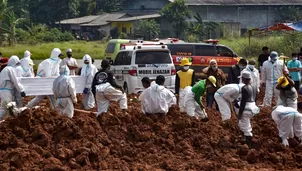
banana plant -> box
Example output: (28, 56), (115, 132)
(0, 11), (26, 45)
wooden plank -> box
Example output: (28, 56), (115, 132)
(74, 108), (97, 115)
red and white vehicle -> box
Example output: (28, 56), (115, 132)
(166, 39), (241, 79)
(111, 43), (176, 94)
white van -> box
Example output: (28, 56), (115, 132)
(111, 44), (176, 94)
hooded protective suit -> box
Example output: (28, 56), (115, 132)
(53, 65), (77, 118)
(19, 57), (35, 77)
(214, 83), (245, 121)
(26, 48), (62, 108)
(0, 56), (25, 120)
(262, 57), (288, 106)
(81, 54), (98, 109)
(14, 57), (34, 108)
(139, 82), (176, 114)
(272, 105), (302, 146)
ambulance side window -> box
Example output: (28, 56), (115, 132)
(169, 45), (194, 56)
(216, 46), (234, 57)
(114, 51), (132, 65)
(195, 45), (216, 56)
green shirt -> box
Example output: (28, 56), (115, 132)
(191, 80), (206, 106)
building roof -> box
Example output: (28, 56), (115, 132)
(56, 15), (99, 24)
(107, 13), (161, 22)
(81, 13), (128, 26)
(171, 0), (302, 5)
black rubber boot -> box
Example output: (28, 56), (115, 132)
(201, 117), (209, 122)
(245, 136), (252, 148)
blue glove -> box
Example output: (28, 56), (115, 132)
(83, 88), (89, 94)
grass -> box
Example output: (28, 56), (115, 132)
(1, 33), (302, 61)
(219, 33), (302, 59)
(0, 41), (107, 60)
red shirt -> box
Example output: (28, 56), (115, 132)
(0, 57), (9, 72)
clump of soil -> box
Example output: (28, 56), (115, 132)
(0, 91), (302, 170)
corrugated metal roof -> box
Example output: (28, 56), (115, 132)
(173, 0), (302, 5)
(81, 13), (127, 26)
(107, 14), (161, 22)
(57, 15), (99, 24)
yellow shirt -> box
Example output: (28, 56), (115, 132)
(177, 69), (194, 89)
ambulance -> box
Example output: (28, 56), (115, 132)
(166, 39), (241, 79)
(110, 43), (176, 94)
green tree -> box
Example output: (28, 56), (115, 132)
(28, 0), (80, 25)
(135, 19), (161, 40)
(187, 13), (219, 40)
(160, 0), (191, 37)
(280, 6), (302, 22)
(1, 11), (26, 45)
(0, 0), (11, 22)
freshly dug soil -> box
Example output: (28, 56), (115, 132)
(0, 91), (302, 170)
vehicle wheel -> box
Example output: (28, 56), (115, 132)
(123, 83), (129, 94)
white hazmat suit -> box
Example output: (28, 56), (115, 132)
(0, 56), (25, 120)
(95, 82), (127, 115)
(214, 83), (244, 121)
(272, 105), (302, 146)
(15, 57), (34, 108)
(139, 82), (176, 114)
(240, 67), (260, 93)
(262, 58), (288, 106)
(80, 54), (98, 109)
(53, 65), (77, 118)
(26, 48), (62, 108)
(20, 51), (34, 77)
(183, 86), (207, 119)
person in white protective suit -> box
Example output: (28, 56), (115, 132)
(261, 51), (288, 107)
(214, 82), (245, 121)
(240, 59), (260, 101)
(182, 76), (216, 121)
(238, 71), (260, 148)
(0, 56), (26, 120)
(19, 51), (35, 77)
(52, 65), (77, 118)
(92, 59), (127, 116)
(139, 75), (176, 114)
(276, 72), (298, 109)
(14, 56), (35, 108)
(272, 105), (302, 147)
(26, 48), (63, 109)
(81, 54), (98, 110)
(175, 58), (196, 112)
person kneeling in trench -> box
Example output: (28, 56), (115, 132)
(181, 76), (216, 121)
(92, 59), (127, 116)
(139, 75), (176, 114)
(52, 65), (77, 118)
(272, 105), (302, 147)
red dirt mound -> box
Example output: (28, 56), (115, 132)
(0, 92), (302, 170)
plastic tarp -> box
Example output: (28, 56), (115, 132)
(19, 76), (87, 96)
(252, 21), (302, 32)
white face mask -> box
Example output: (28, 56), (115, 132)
(183, 66), (190, 70)
(249, 65), (255, 70)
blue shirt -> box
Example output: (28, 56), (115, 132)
(287, 60), (301, 81)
